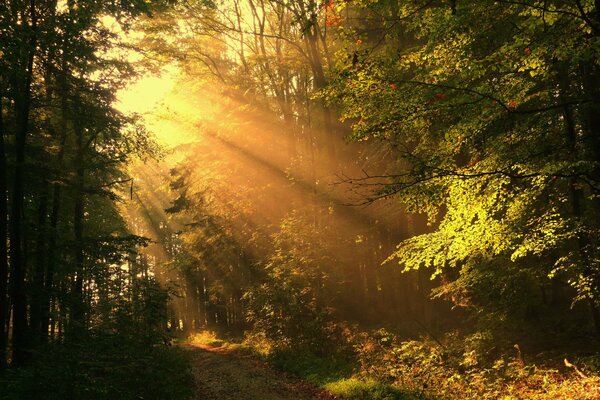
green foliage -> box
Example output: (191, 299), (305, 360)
(244, 211), (340, 352)
(350, 328), (600, 400)
(0, 335), (193, 400)
(0, 0), (176, 370)
(260, 338), (410, 399)
(324, 0), (600, 333)
(324, 378), (418, 400)
(0, 250), (188, 398)
(268, 348), (354, 386)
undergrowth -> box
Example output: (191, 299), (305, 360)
(0, 332), (193, 400)
(350, 328), (600, 400)
(191, 327), (600, 400)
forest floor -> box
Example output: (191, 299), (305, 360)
(184, 342), (336, 400)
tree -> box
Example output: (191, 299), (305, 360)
(326, 0), (600, 336)
(0, 0), (169, 367)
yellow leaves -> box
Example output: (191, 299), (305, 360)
(387, 174), (535, 277)
(509, 208), (573, 262)
(515, 50), (547, 77)
(398, 52), (420, 68)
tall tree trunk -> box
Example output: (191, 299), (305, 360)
(197, 273), (206, 328)
(42, 34), (69, 341)
(579, 57), (600, 338)
(304, 29), (336, 164)
(71, 119), (85, 330)
(29, 186), (48, 342)
(42, 167), (63, 340)
(558, 63), (600, 338)
(9, 0), (37, 365)
(10, 84), (32, 367)
(0, 93), (8, 369)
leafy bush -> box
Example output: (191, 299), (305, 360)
(0, 333), (193, 400)
(0, 275), (193, 400)
(351, 328), (600, 400)
(244, 212), (343, 353)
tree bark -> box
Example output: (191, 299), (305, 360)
(29, 185), (48, 342)
(558, 62), (600, 338)
(42, 25), (69, 341)
(9, 0), (37, 366)
(70, 118), (86, 330)
(0, 92), (8, 369)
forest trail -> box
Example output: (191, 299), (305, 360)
(184, 343), (334, 400)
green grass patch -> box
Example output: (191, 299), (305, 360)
(187, 331), (251, 353)
(268, 349), (355, 385)
(324, 378), (421, 400)
(186, 331), (435, 399)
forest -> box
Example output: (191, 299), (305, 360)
(0, 0), (599, 399)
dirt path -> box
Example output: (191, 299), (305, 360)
(184, 343), (335, 400)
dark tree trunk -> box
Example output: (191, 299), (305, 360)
(579, 59), (600, 338)
(197, 274), (206, 328)
(9, 1), (37, 364)
(29, 185), (48, 342)
(71, 119), (85, 329)
(42, 172), (62, 340)
(558, 62), (600, 338)
(305, 29), (336, 164)
(42, 46), (69, 341)
(0, 93), (9, 369)
(10, 95), (31, 367)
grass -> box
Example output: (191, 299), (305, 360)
(187, 330), (249, 352)
(184, 329), (600, 400)
(189, 331), (424, 399)
(268, 349), (353, 385)
(324, 378), (423, 400)
(268, 351), (424, 399)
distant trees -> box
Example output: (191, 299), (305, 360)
(144, 78), (440, 345)
(139, 0), (340, 148)
(137, 0), (600, 348)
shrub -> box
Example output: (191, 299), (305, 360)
(0, 333), (193, 400)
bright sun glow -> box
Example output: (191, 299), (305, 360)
(116, 66), (210, 149)
(117, 67), (177, 115)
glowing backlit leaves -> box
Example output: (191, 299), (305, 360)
(323, 0), (344, 27)
(328, 1), (600, 312)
